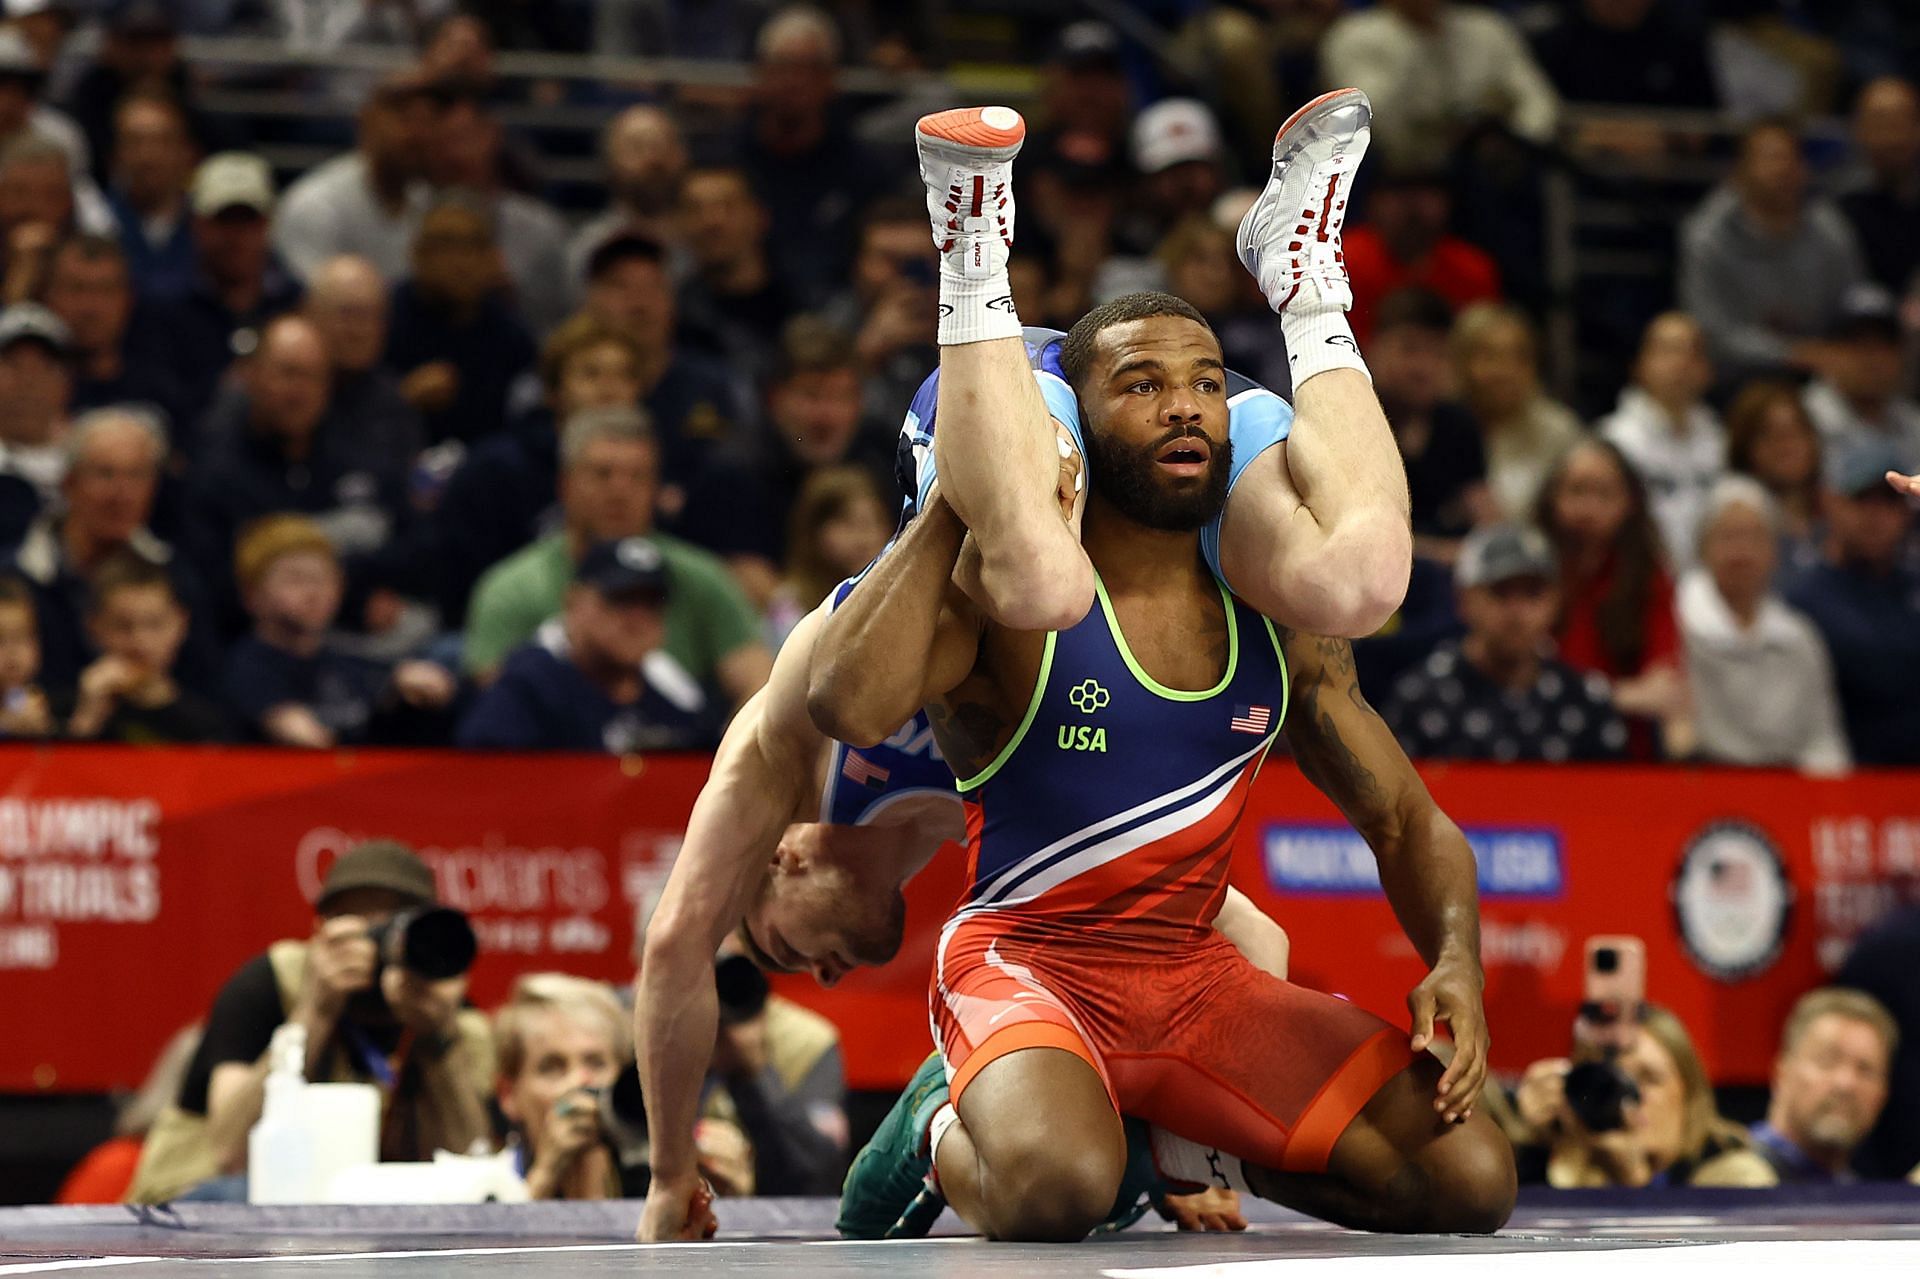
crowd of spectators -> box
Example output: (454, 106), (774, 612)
(0, 0), (1911, 773)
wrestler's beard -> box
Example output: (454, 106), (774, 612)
(1082, 423), (1232, 532)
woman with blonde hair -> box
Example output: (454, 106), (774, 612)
(1514, 1005), (1776, 1189)
(1450, 302), (1583, 520)
(1724, 380), (1825, 575)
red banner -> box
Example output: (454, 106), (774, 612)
(3, 746), (1916, 1095)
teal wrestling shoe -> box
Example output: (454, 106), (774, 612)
(837, 1052), (952, 1239)
(1090, 1117), (1167, 1234)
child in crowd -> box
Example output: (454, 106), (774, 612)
(0, 575), (52, 738)
(65, 553), (231, 743)
(763, 467), (893, 648)
(225, 515), (458, 747)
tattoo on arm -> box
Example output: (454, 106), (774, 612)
(1287, 636), (1392, 826)
(927, 693), (1013, 782)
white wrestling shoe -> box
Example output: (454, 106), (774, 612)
(1235, 88), (1371, 314)
(915, 106), (1023, 282)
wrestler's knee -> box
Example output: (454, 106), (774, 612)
(982, 1137), (1122, 1242)
(1419, 1115), (1517, 1234)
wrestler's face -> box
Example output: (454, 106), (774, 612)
(740, 824), (907, 987)
(1078, 315), (1231, 531)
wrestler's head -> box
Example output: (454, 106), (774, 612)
(738, 823), (907, 987)
(1059, 291), (1232, 531)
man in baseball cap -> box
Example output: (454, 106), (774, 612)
(0, 301), (74, 520)
(126, 837), (494, 1203)
(458, 535), (717, 753)
(1128, 98), (1230, 249)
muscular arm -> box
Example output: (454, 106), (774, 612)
(638, 610), (827, 1193)
(1281, 632), (1487, 1116)
(807, 493), (982, 748)
(1211, 886), (1289, 979)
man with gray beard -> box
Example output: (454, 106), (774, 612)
(1750, 988), (1897, 1182)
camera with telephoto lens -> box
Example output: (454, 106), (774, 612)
(714, 952), (769, 1024)
(367, 905), (478, 980)
(1564, 1056), (1641, 1134)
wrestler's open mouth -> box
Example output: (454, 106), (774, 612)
(1155, 435), (1212, 475)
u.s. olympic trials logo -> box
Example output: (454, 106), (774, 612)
(1671, 821), (1793, 982)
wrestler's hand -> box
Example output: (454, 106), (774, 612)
(1158, 1186), (1248, 1232)
(638, 1173), (718, 1242)
(1407, 957), (1488, 1123)
(1889, 471), (1919, 499)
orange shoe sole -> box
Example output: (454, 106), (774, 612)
(917, 105), (1026, 149)
(1272, 87), (1363, 143)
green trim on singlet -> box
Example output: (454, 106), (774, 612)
(1093, 573), (1238, 702)
(956, 630), (1057, 793)
(1263, 614), (1292, 731)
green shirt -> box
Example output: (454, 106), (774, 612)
(463, 533), (762, 682)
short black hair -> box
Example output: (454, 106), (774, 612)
(585, 232), (665, 282)
(1059, 291), (1212, 390)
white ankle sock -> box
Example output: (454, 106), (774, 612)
(938, 267), (1021, 346)
(1150, 1127), (1252, 1194)
(925, 1101), (961, 1192)
(1281, 295), (1370, 388)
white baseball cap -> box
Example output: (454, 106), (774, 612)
(1132, 98), (1224, 175)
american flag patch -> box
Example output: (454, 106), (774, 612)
(1229, 705), (1272, 735)
(841, 750), (891, 789)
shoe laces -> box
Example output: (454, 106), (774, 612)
(935, 164), (1012, 254)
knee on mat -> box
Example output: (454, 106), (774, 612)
(985, 1144), (1121, 1242)
(1425, 1121), (1518, 1234)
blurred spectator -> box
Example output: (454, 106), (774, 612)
(1028, 20), (1133, 183)
(384, 196), (535, 446)
(6, 0), (71, 74)
(458, 536), (716, 753)
(125, 841), (494, 1204)
(193, 315), (407, 587)
(104, 92), (198, 299)
(1801, 290), (1920, 472)
(1346, 167), (1501, 346)
(429, 315), (642, 624)
(1537, 438), (1692, 760)
(1321, 0), (1559, 171)
(61, 2), (215, 181)
(676, 318), (894, 606)
(0, 574), (51, 737)
(1529, 0), (1718, 110)
(1708, 0), (1844, 122)
(1726, 380), (1826, 575)
(62, 550), (230, 743)
(763, 465), (893, 648)
(1351, 554), (1466, 705)
(1369, 288), (1493, 560)
(1835, 906), (1920, 1179)
(1597, 313), (1725, 571)
(1782, 437), (1920, 766)
(0, 25), (89, 185)
(7, 407), (219, 696)
(739, 5), (882, 308)
(272, 75), (438, 284)
(675, 166), (796, 380)
(823, 198), (935, 438)
(492, 974), (637, 1200)
(416, 12), (499, 98)
(1679, 120), (1867, 385)
(578, 233), (741, 503)
(566, 105), (689, 300)
(147, 152), (301, 430)
(425, 90), (568, 337)
(1679, 476), (1848, 773)
(462, 405), (771, 712)
(1751, 987), (1896, 1183)
(1838, 77), (1920, 297)
(1516, 1005), (1775, 1187)
(277, 0), (458, 59)
(1155, 215), (1289, 396)
(303, 254), (423, 475)
(54, 1023), (200, 1204)
(1450, 302), (1581, 521)
(0, 135), (78, 304)
(0, 301), (72, 531)
(1119, 99), (1229, 260)
(223, 515), (455, 748)
(43, 233), (186, 433)
(1384, 523), (1628, 763)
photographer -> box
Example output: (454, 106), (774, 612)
(126, 842), (495, 1203)
(1506, 1004), (1775, 1189)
